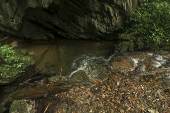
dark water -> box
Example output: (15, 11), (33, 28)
(17, 39), (116, 76)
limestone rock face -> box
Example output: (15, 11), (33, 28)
(0, 0), (139, 40)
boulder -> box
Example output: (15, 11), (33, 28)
(68, 57), (112, 87)
(0, 0), (139, 40)
(46, 57), (112, 87)
(9, 99), (35, 113)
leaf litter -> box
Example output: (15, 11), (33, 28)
(49, 71), (170, 113)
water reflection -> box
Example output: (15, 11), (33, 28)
(18, 39), (116, 76)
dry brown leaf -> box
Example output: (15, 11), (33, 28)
(86, 88), (91, 92)
(89, 109), (93, 112)
(102, 94), (105, 98)
(100, 102), (103, 107)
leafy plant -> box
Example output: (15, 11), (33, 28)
(126, 0), (170, 45)
(29, 52), (34, 55)
(0, 45), (33, 77)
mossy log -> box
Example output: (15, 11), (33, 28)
(12, 81), (72, 100)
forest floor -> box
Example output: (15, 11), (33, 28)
(38, 71), (170, 113)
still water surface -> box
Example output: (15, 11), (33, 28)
(18, 39), (116, 76)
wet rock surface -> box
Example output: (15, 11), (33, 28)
(68, 70), (95, 86)
(68, 57), (112, 87)
(45, 57), (112, 87)
(110, 52), (168, 73)
(110, 51), (170, 87)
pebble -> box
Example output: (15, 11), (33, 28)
(11, 41), (18, 49)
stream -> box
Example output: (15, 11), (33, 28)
(1, 35), (170, 112)
(0, 35), (170, 86)
(18, 38), (116, 76)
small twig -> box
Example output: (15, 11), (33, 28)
(29, 69), (43, 78)
(44, 103), (51, 113)
(56, 68), (62, 85)
(59, 68), (62, 80)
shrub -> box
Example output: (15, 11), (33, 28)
(126, 0), (170, 45)
(0, 45), (33, 78)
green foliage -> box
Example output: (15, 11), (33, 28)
(0, 45), (32, 77)
(29, 52), (34, 55)
(141, 79), (150, 84)
(126, 0), (170, 45)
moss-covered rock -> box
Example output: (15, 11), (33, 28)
(115, 41), (135, 53)
(9, 99), (35, 113)
(116, 31), (170, 52)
